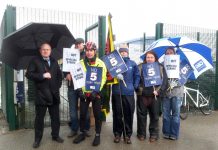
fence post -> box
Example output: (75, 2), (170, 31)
(143, 32), (146, 52)
(155, 23), (163, 40)
(2, 5), (17, 130)
(98, 16), (106, 58)
(214, 30), (218, 109)
(197, 32), (200, 41)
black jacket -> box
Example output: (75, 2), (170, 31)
(26, 56), (62, 105)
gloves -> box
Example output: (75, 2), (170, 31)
(77, 88), (86, 100)
(90, 91), (100, 101)
(117, 74), (124, 80)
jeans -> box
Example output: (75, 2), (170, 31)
(162, 96), (182, 139)
(68, 88), (90, 132)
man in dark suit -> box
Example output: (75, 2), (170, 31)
(26, 42), (64, 148)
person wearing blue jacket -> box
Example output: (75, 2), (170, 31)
(112, 44), (140, 144)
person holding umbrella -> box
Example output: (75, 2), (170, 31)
(64, 38), (90, 138)
(136, 51), (163, 142)
(160, 47), (184, 140)
(112, 44), (140, 144)
(73, 41), (107, 146)
(26, 42), (64, 148)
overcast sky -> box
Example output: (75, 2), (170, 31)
(1, 0), (218, 42)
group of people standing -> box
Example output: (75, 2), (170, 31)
(26, 38), (183, 148)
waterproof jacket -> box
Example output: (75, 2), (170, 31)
(26, 56), (62, 105)
(80, 57), (107, 93)
(112, 57), (140, 96)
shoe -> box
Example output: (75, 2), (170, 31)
(124, 137), (132, 144)
(84, 131), (91, 137)
(67, 131), (77, 138)
(149, 137), (158, 142)
(32, 141), (40, 148)
(163, 134), (170, 139)
(169, 136), (177, 140)
(73, 133), (86, 144)
(137, 135), (145, 141)
(114, 136), (121, 143)
(92, 135), (100, 146)
(52, 137), (64, 143)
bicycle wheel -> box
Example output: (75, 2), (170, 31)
(180, 100), (188, 120)
(199, 96), (212, 115)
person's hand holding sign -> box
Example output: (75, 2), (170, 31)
(153, 90), (158, 96)
(66, 73), (72, 81)
(117, 73), (127, 87)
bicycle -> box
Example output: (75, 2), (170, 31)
(180, 86), (212, 120)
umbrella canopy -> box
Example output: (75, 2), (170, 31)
(1, 22), (75, 70)
(141, 36), (213, 79)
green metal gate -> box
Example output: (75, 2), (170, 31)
(0, 5), (106, 130)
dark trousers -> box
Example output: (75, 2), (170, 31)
(112, 95), (135, 138)
(34, 104), (60, 142)
(80, 96), (102, 134)
(137, 95), (159, 138)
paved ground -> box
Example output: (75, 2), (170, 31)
(0, 111), (218, 150)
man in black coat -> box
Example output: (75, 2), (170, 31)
(26, 42), (64, 148)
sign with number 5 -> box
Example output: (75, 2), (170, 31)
(142, 62), (162, 87)
(85, 66), (102, 92)
(102, 50), (128, 77)
(178, 60), (193, 85)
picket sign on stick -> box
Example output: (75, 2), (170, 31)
(102, 50), (128, 87)
(70, 62), (86, 90)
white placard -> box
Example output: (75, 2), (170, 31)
(164, 55), (180, 78)
(70, 62), (86, 90)
(62, 48), (80, 72)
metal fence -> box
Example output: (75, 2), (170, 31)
(0, 5), (104, 129)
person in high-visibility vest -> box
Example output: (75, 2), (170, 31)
(73, 41), (107, 146)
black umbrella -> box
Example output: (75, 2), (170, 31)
(1, 22), (75, 70)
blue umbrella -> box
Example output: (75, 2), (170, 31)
(141, 36), (213, 79)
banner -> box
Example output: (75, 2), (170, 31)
(179, 60), (194, 85)
(62, 48), (80, 72)
(105, 13), (118, 84)
(70, 62), (86, 90)
(85, 66), (103, 92)
(103, 50), (128, 78)
(164, 55), (180, 78)
(142, 62), (162, 87)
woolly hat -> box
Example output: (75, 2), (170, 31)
(119, 43), (129, 53)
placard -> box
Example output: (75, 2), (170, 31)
(62, 48), (80, 72)
(142, 62), (162, 87)
(102, 50), (128, 77)
(164, 55), (180, 78)
(85, 66), (103, 92)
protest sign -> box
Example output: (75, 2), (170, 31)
(164, 55), (180, 78)
(85, 66), (103, 92)
(102, 50), (128, 77)
(142, 62), (162, 87)
(63, 48), (80, 72)
(70, 62), (86, 90)
(179, 60), (193, 85)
